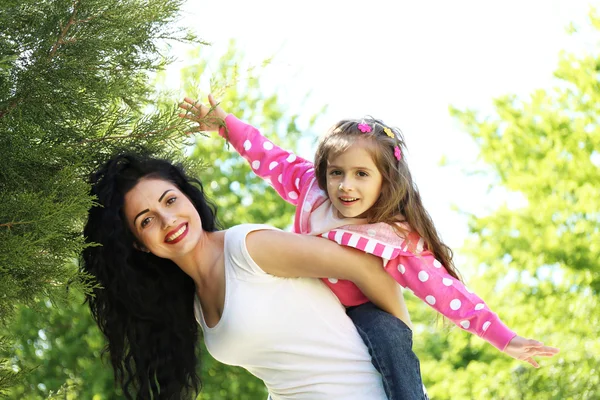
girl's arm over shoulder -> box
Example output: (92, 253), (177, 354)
(246, 229), (410, 325)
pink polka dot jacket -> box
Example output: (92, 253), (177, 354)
(219, 114), (517, 351)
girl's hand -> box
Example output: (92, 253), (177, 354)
(503, 335), (560, 368)
(178, 94), (228, 133)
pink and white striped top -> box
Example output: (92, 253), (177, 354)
(219, 114), (516, 351)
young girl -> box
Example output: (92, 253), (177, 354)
(179, 94), (559, 400)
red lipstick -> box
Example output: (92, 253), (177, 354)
(164, 223), (188, 244)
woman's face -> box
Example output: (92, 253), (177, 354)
(123, 177), (203, 260)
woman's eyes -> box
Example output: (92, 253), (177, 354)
(140, 197), (177, 228)
(357, 171), (369, 177)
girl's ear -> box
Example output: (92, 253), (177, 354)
(380, 178), (389, 194)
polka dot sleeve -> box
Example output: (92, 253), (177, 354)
(385, 255), (517, 351)
(220, 115), (315, 206)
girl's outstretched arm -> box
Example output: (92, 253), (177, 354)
(383, 255), (559, 366)
(179, 95), (315, 206)
(503, 336), (560, 368)
(246, 228), (412, 327)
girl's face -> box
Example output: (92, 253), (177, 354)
(326, 143), (383, 219)
(123, 177), (203, 260)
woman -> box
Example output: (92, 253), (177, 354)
(82, 152), (409, 399)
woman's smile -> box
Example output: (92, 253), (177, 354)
(165, 222), (188, 243)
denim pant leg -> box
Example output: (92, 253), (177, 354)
(347, 302), (428, 400)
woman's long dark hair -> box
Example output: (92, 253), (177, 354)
(81, 153), (220, 399)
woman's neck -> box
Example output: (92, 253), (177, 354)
(172, 229), (226, 287)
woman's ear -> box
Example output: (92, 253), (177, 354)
(133, 241), (150, 253)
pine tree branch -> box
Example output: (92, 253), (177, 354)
(1, 204), (84, 229)
(2, 1), (82, 119)
(0, 221), (33, 229)
(1, 2), (98, 119)
(78, 125), (179, 144)
(48, 0), (97, 59)
(49, 0), (80, 59)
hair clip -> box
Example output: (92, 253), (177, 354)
(394, 146), (402, 161)
(383, 127), (395, 138)
(357, 123), (372, 133)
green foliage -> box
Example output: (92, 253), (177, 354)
(14, 0), (599, 398)
(0, 0), (199, 395)
(1, 35), (322, 398)
(0, 290), (119, 399)
(412, 9), (600, 399)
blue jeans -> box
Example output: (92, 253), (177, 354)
(347, 302), (428, 400)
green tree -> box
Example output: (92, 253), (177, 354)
(413, 9), (600, 400)
(1, 39), (322, 399)
(0, 0), (198, 394)
(1, 290), (118, 400)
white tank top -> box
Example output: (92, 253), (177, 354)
(194, 224), (386, 399)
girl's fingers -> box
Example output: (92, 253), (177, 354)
(178, 110), (209, 120)
(179, 98), (205, 114)
(178, 97), (221, 126)
(529, 346), (559, 356)
(178, 112), (203, 123)
(178, 102), (197, 114)
(185, 126), (203, 135)
(178, 112), (196, 120)
(533, 350), (560, 357)
(208, 93), (216, 107)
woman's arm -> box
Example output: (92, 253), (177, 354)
(246, 229), (411, 324)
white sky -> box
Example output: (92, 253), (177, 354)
(166, 0), (595, 251)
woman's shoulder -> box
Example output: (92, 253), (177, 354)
(225, 224), (283, 253)
(224, 224), (283, 279)
(226, 223), (280, 237)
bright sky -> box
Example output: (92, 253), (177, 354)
(167, 0), (595, 251)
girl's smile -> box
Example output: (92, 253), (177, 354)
(326, 144), (383, 219)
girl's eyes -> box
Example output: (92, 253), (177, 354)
(328, 171), (369, 177)
(166, 197), (177, 205)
